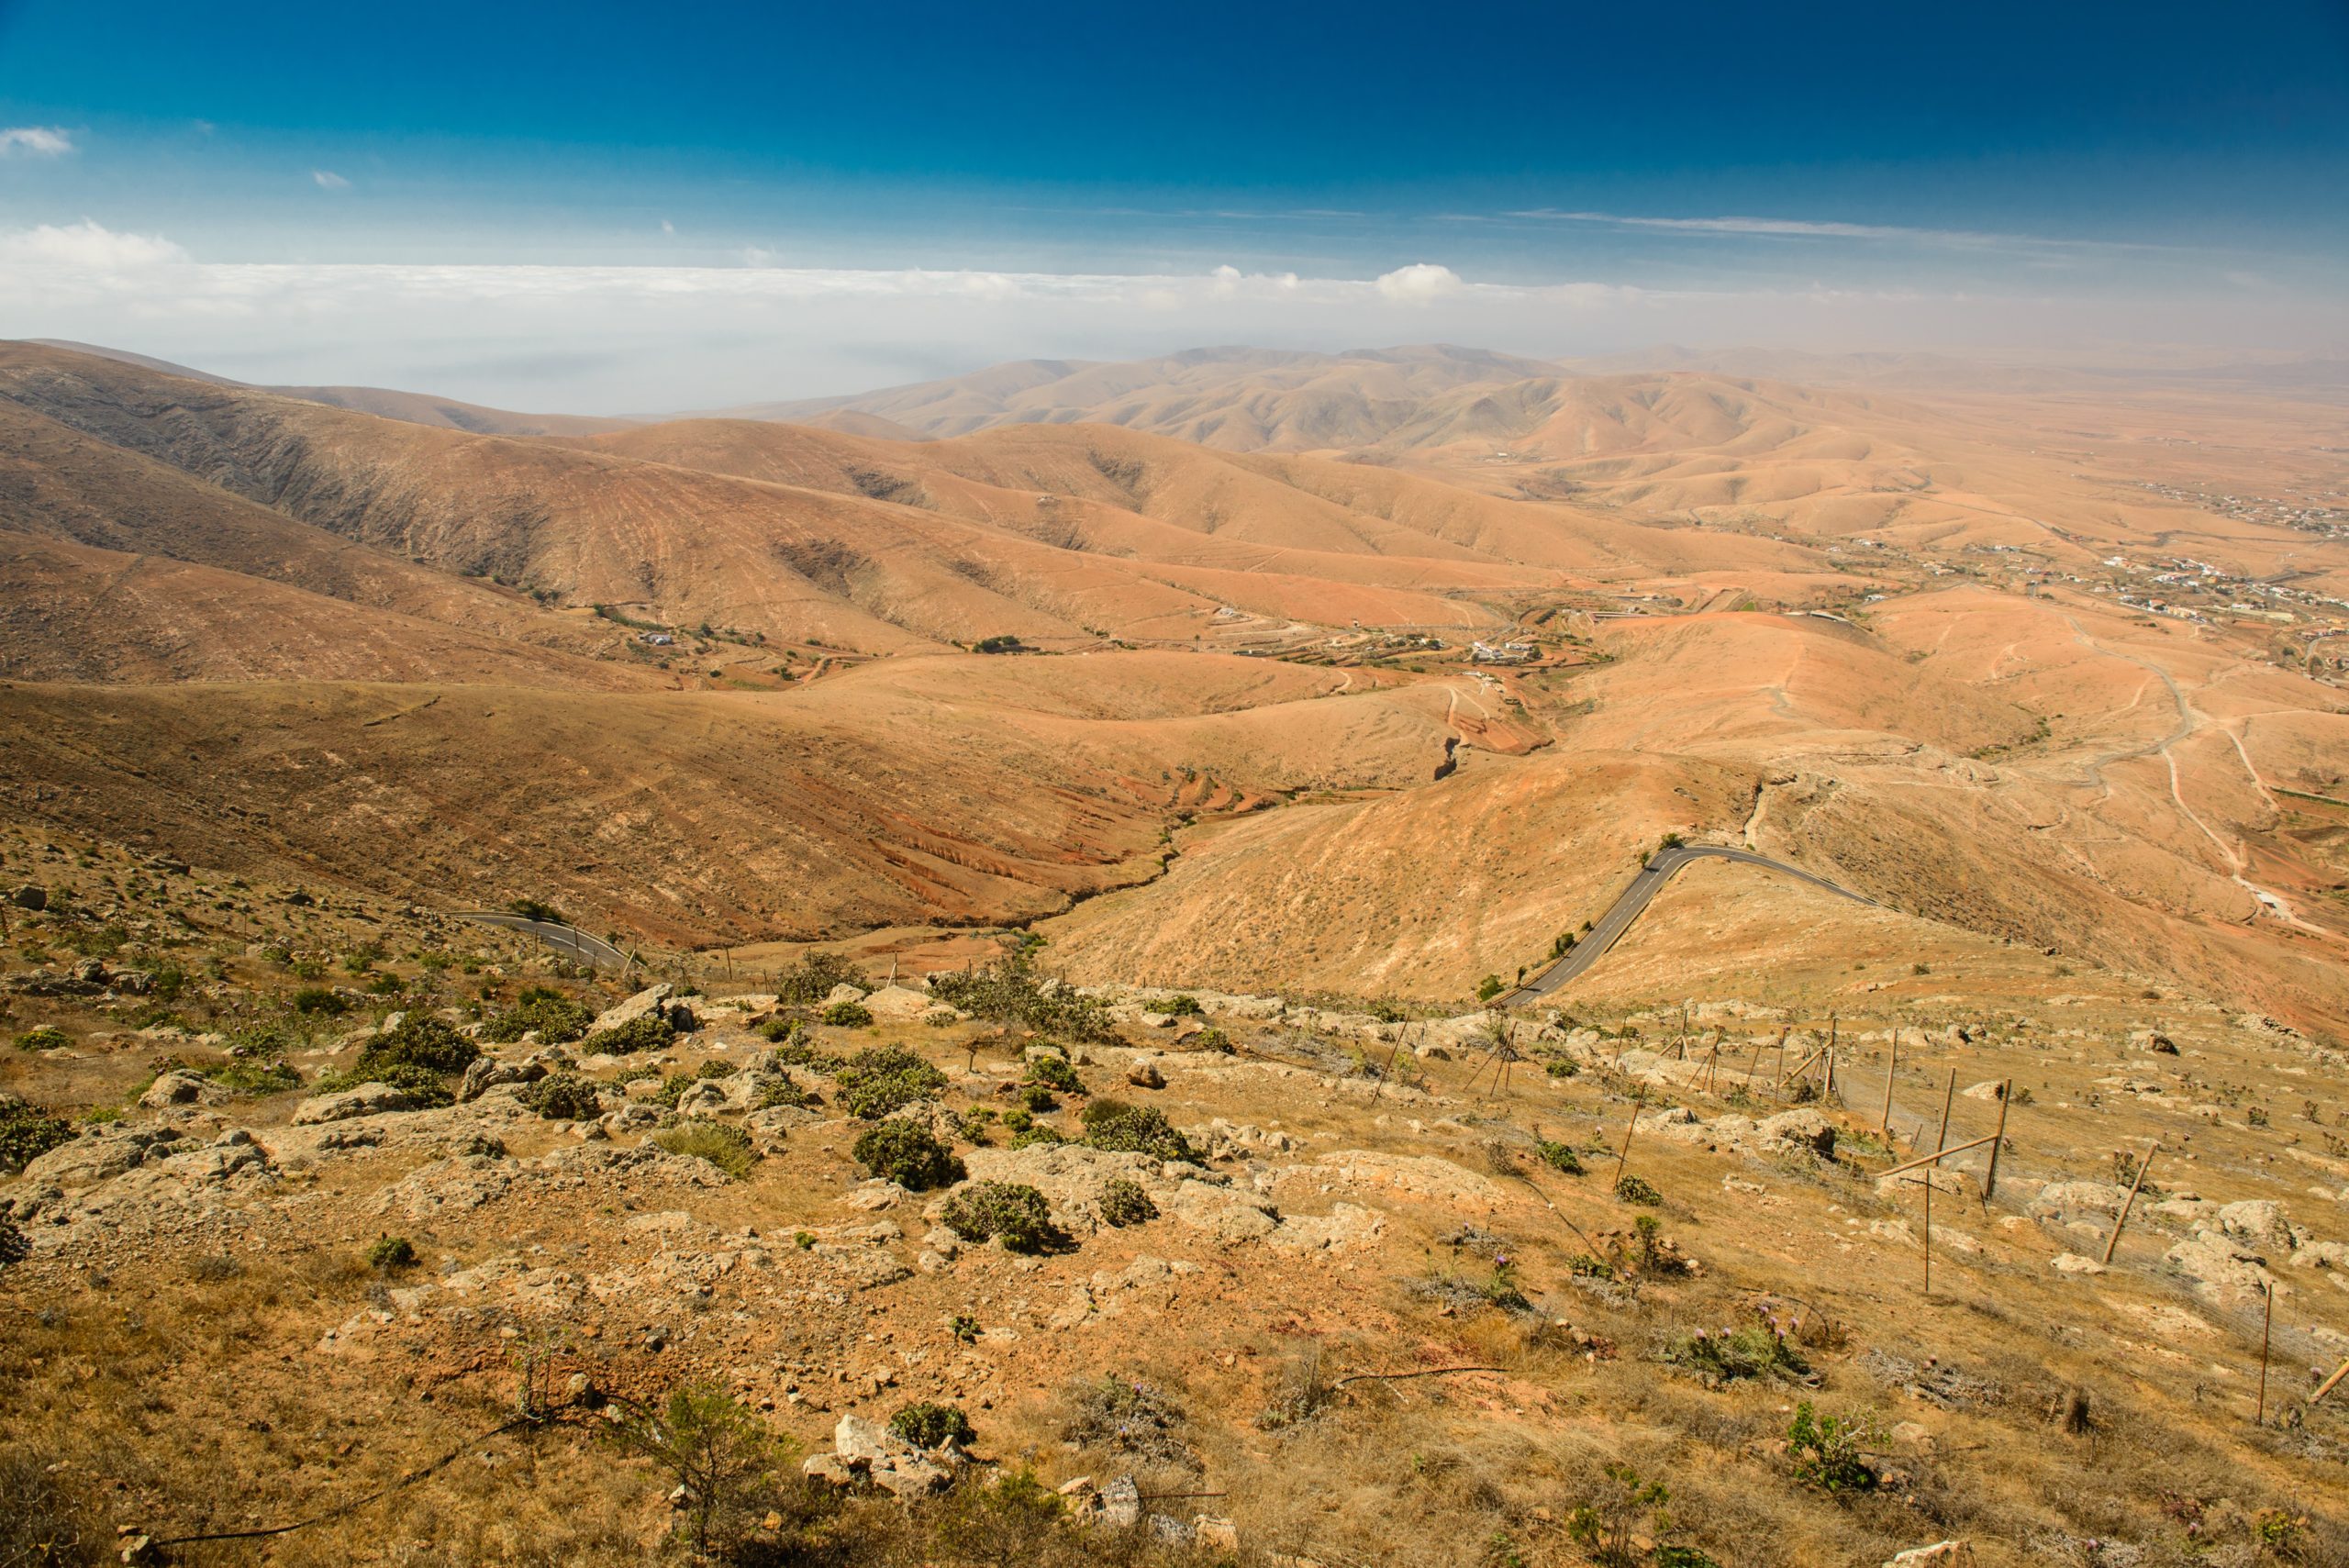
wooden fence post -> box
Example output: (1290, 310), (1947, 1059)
(2257, 1282), (2275, 1425)
(2101, 1142), (2157, 1264)
(1880, 1030), (1898, 1138)
(1934, 1068), (1957, 1154)
(1611, 1085), (1648, 1190)
(1981, 1081), (2013, 1202)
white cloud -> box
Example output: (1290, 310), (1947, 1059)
(312, 169), (351, 190)
(661, 218), (676, 236)
(1505, 208), (2170, 255)
(0, 219), (188, 269)
(0, 253), (2331, 413)
(0, 127), (74, 157)
(1375, 262), (1464, 303)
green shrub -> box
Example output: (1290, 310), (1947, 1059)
(1662, 1325), (1809, 1386)
(1543, 1057), (1579, 1079)
(311, 1061), (455, 1107)
(766, 1034), (842, 1072)
(752, 1073), (817, 1110)
(1535, 1140), (1584, 1174)
(0, 1100), (75, 1174)
(1614, 1173), (1661, 1205)
(927, 961), (1116, 1043)
(359, 1013), (478, 1077)
(1080, 1102), (1198, 1163)
(1565, 1462), (1670, 1568)
(852, 1120), (964, 1190)
(654, 1121), (757, 1178)
(367, 1235), (418, 1270)
(1195, 1026), (1232, 1053)
(940, 1181), (1059, 1252)
(888, 1401), (974, 1450)
(1025, 1053), (1083, 1093)
(1097, 1178), (1157, 1227)
(1787, 1402), (1878, 1494)
(1008, 1124), (1066, 1150)
(774, 951), (868, 1006)
(1141, 995), (1201, 1018)
(1475, 973), (1505, 1002)
(14, 1026), (68, 1052)
(1019, 1084), (1058, 1113)
(821, 1000), (874, 1028)
(206, 1057), (302, 1095)
(579, 1014), (674, 1055)
(481, 986), (595, 1045)
(519, 1073), (602, 1120)
(834, 1047), (948, 1119)
(291, 987), (347, 1016)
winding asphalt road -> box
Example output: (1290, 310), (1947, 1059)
(1501, 845), (1880, 1004)
(455, 912), (639, 972)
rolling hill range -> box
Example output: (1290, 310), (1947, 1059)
(0, 338), (2344, 1041)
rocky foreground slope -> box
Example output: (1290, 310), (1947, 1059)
(4, 828), (2348, 1567)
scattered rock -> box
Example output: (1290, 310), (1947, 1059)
(138, 1071), (227, 1109)
(292, 1084), (417, 1125)
(1126, 1060), (1166, 1090)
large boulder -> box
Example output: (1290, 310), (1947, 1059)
(1755, 1108), (1838, 1158)
(139, 1070), (228, 1109)
(587, 984), (694, 1037)
(292, 1083), (417, 1125)
(458, 1058), (546, 1102)
(2216, 1199), (2304, 1254)
(859, 985), (934, 1021)
(815, 1414), (953, 1497)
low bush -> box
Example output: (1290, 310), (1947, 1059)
(821, 1000), (874, 1028)
(834, 1047), (948, 1119)
(774, 951), (868, 1006)
(1097, 1177), (1157, 1227)
(1019, 1083), (1058, 1113)
(654, 1120), (757, 1178)
(480, 986), (594, 1045)
(1025, 1052), (1083, 1093)
(853, 1119), (964, 1190)
(928, 961), (1116, 1043)
(368, 1235), (418, 1270)
(0, 1100), (75, 1174)
(940, 1181), (1059, 1252)
(1080, 1101), (1198, 1163)
(1008, 1124), (1066, 1150)
(1058, 1374), (1193, 1464)
(1787, 1402), (1878, 1494)
(578, 1014), (674, 1055)
(14, 1025), (68, 1052)
(1614, 1173), (1662, 1205)
(1535, 1139), (1584, 1174)
(1141, 995), (1201, 1018)
(359, 1013), (479, 1076)
(519, 1073), (602, 1120)
(310, 1061), (456, 1107)
(291, 986), (347, 1016)
(753, 1073), (818, 1110)
(888, 1401), (974, 1451)
(1660, 1324), (1809, 1386)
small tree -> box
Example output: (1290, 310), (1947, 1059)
(604, 1383), (786, 1561)
(1566, 1462), (1669, 1568)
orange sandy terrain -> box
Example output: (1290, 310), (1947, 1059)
(0, 337), (2343, 1036)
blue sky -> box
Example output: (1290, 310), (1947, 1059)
(2, 0), (2344, 408)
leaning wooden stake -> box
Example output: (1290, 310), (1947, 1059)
(1921, 1170), (1932, 1297)
(1934, 1068), (1958, 1153)
(1611, 1085), (1648, 1189)
(2100, 1142), (2158, 1264)
(1879, 1031), (1898, 1138)
(2313, 1357), (2349, 1407)
(2257, 1283), (2275, 1426)
(1876, 1130), (2003, 1180)
(1981, 1080), (2013, 1202)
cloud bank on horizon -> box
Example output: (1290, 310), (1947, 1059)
(3, 217), (2342, 412)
